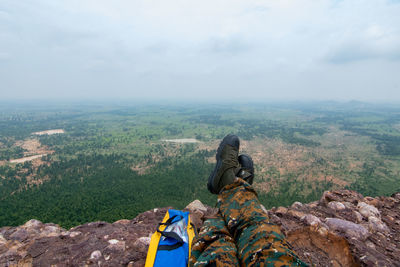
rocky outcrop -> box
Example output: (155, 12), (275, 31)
(1, 190), (399, 266)
(0, 203), (216, 267)
(271, 190), (400, 266)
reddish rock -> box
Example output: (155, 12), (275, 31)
(275, 206), (288, 215)
(1, 190), (400, 266)
(301, 214), (322, 227)
(358, 202), (381, 218)
(327, 201), (346, 212)
(325, 218), (369, 240)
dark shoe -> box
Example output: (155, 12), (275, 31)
(236, 154), (255, 185)
(207, 134), (240, 194)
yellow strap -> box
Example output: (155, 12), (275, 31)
(144, 211), (170, 267)
(145, 211), (196, 267)
(187, 215), (196, 267)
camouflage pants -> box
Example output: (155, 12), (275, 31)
(190, 179), (307, 267)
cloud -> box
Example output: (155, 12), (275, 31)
(327, 43), (400, 64)
(326, 24), (400, 64)
(0, 10), (11, 20)
(203, 36), (251, 55)
(0, 0), (399, 100)
(0, 51), (10, 57)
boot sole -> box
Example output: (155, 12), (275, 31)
(207, 134), (239, 194)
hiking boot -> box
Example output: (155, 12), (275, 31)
(236, 154), (255, 185)
(207, 134), (240, 194)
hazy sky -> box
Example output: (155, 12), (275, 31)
(1, 0), (400, 101)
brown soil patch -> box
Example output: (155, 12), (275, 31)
(10, 154), (48, 164)
(197, 140), (219, 151)
(131, 164), (152, 175)
(11, 138), (53, 164)
(14, 139), (53, 157)
(287, 227), (358, 267)
(17, 139), (41, 153)
(131, 142), (193, 175)
(315, 175), (349, 187)
(197, 140), (219, 164)
(198, 134), (371, 194)
(240, 138), (311, 174)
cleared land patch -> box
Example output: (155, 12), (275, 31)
(10, 154), (47, 163)
(198, 129), (378, 195)
(32, 129), (65, 135)
(9, 138), (53, 166)
(13, 138), (53, 157)
(162, 138), (199, 143)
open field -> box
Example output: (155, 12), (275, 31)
(162, 138), (200, 143)
(0, 101), (400, 228)
(32, 129), (65, 135)
(10, 154), (48, 164)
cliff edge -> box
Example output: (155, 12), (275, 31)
(1, 190), (400, 267)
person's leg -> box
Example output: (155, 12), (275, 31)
(190, 135), (242, 267)
(190, 215), (239, 266)
(218, 178), (306, 267)
(199, 134), (307, 266)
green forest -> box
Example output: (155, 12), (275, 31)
(1, 101), (400, 229)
